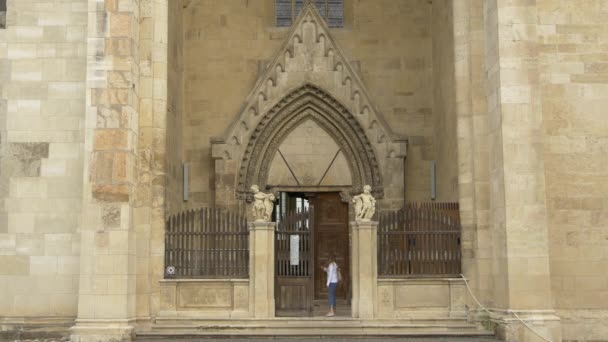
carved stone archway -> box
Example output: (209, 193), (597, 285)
(210, 3), (408, 209)
(236, 84), (383, 199)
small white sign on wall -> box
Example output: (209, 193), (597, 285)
(290, 235), (300, 266)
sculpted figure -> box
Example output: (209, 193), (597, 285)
(250, 185), (275, 222)
(352, 185), (376, 221)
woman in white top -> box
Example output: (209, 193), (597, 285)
(322, 254), (339, 317)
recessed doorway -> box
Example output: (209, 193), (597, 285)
(274, 192), (351, 317)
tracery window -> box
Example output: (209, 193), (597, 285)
(276, 0), (344, 28)
(0, 0), (6, 29)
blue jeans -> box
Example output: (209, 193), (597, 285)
(328, 282), (338, 307)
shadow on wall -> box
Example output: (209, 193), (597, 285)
(0, 0), (5, 29)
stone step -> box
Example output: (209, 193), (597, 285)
(137, 339), (501, 342)
(139, 318), (493, 337)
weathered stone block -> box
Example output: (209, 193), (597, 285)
(92, 184), (130, 202)
(94, 130), (128, 150)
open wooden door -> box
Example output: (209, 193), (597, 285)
(311, 192), (350, 301)
(275, 207), (314, 317)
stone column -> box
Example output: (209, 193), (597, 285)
(248, 221), (275, 318)
(484, 1), (561, 341)
(135, 0), (169, 324)
(350, 220), (378, 319)
(71, 0), (140, 341)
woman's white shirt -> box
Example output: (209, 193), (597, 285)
(326, 262), (338, 286)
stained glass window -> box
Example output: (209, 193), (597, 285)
(276, 0), (293, 27)
(276, 0), (343, 28)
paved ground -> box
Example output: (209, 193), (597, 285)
(136, 338), (500, 342)
(8, 337), (500, 342)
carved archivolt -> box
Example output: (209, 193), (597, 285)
(237, 84), (383, 198)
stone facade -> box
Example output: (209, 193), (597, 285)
(537, 1), (608, 340)
(0, 1), (606, 341)
(0, 0), (87, 334)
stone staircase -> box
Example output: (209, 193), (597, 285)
(138, 301), (493, 338)
(138, 318), (491, 338)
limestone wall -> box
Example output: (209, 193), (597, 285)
(166, 0), (184, 216)
(480, 3), (557, 337)
(159, 279), (250, 318)
(537, 1), (608, 340)
(0, 0), (87, 331)
(377, 278), (466, 319)
(483, 0), (509, 311)
(430, 1), (496, 318)
(178, 0), (436, 207)
(457, 0), (608, 339)
(431, 0), (458, 203)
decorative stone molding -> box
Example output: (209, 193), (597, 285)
(211, 2), (407, 202)
(233, 84), (384, 199)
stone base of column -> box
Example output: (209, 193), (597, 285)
(70, 319), (135, 342)
(491, 310), (561, 342)
(350, 220), (378, 319)
(248, 221), (276, 318)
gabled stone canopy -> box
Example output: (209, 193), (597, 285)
(236, 84), (384, 198)
(211, 2), (407, 199)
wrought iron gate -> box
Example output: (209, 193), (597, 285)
(275, 207), (314, 317)
(164, 207), (249, 278)
(378, 203), (461, 276)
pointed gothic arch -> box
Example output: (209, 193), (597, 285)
(236, 84), (383, 198)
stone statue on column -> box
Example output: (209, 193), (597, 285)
(352, 185), (376, 221)
(250, 185), (275, 222)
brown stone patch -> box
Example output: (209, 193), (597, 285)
(97, 105), (123, 128)
(106, 37), (132, 57)
(105, 0), (118, 11)
(110, 12), (132, 38)
(92, 184), (130, 202)
(92, 88), (130, 106)
(108, 71), (131, 88)
(92, 152), (114, 182)
(94, 129), (128, 150)
(112, 152), (128, 181)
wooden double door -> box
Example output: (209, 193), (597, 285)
(275, 192), (350, 317)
